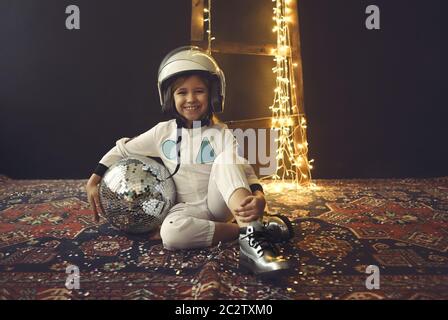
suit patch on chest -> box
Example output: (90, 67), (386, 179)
(196, 137), (216, 164)
(161, 140), (177, 160)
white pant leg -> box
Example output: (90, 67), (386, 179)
(160, 202), (215, 250)
(160, 154), (252, 251)
(206, 153), (252, 221)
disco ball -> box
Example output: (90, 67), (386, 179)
(98, 156), (176, 234)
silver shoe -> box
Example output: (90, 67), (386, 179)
(239, 221), (290, 277)
(263, 213), (294, 243)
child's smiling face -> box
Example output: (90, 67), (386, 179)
(173, 75), (209, 128)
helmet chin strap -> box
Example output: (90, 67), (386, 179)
(164, 115), (211, 181)
(164, 119), (182, 180)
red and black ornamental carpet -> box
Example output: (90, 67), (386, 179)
(1, 174), (447, 300)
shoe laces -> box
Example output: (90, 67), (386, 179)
(241, 230), (277, 256)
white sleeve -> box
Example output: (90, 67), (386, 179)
(98, 123), (161, 168)
(242, 160), (261, 186)
(220, 124), (261, 186)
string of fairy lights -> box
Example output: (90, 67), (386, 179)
(203, 0), (314, 190)
(262, 0), (313, 188)
(204, 0), (215, 54)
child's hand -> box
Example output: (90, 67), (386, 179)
(234, 194), (266, 223)
(86, 182), (102, 222)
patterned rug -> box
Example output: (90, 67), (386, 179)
(1, 174), (447, 300)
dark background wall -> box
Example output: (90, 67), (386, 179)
(1, 0), (447, 179)
(299, 0), (448, 179)
(0, 0), (191, 179)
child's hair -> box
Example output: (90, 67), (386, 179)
(161, 70), (221, 126)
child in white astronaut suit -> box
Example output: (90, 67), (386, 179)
(86, 46), (293, 277)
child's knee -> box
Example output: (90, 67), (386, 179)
(160, 216), (194, 250)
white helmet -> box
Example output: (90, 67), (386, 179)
(157, 46), (226, 113)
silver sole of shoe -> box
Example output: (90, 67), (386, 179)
(239, 255), (290, 279)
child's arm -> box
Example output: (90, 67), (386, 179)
(86, 123), (162, 220)
(233, 161), (267, 222)
(94, 122), (163, 174)
(234, 189), (266, 223)
(95, 123), (162, 170)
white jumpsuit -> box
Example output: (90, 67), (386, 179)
(96, 119), (262, 250)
